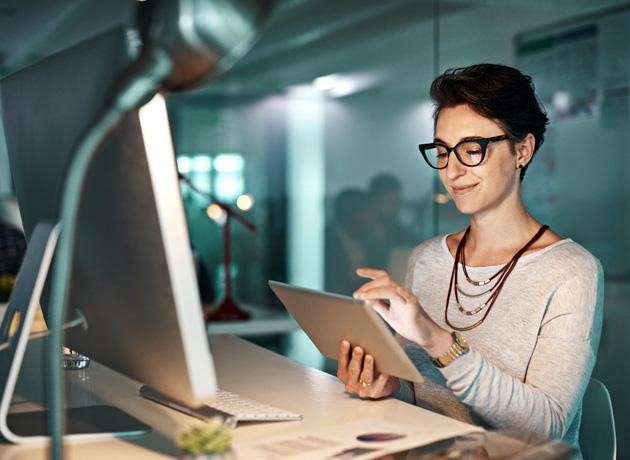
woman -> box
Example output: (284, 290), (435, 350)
(336, 64), (603, 455)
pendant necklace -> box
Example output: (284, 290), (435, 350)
(444, 224), (549, 331)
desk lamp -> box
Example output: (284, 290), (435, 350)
(178, 173), (257, 321)
(45, 0), (274, 458)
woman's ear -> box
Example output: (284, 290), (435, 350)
(515, 133), (535, 168)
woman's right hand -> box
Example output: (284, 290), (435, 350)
(336, 340), (400, 399)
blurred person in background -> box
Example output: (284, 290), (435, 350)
(325, 188), (371, 296)
(364, 173), (416, 269)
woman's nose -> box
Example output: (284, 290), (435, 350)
(445, 153), (466, 180)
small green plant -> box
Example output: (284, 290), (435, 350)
(176, 417), (234, 455)
(0, 275), (15, 303)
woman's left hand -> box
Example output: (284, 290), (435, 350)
(353, 268), (448, 352)
(336, 341), (400, 399)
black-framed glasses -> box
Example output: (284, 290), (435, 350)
(418, 135), (511, 169)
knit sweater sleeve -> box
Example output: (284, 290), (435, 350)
(438, 257), (603, 439)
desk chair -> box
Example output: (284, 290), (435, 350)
(579, 378), (616, 460)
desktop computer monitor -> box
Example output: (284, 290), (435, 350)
(0, 24), (216, 430)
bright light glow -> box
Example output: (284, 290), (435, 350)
(313, 74), (339, 91)
(406, 100), (435, 145)
(206, 204), (227, 224)
(552, 91), (571, 113)
(312, 73), (376, 98)
(236, 194), (255, 211)
(192, 175), (211, 194)
(329, 80), (356, 98)
(287, 85), (321, 99)
(176, 156), (191, 174)
(417, 101), (434, 123)
(214, 153), (244, 172)
(215, 175), (243, 201)
(192, 155), (212, 173)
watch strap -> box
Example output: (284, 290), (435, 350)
(432, 331), (470, 368)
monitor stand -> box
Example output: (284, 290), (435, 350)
(0, 221), (150, 443)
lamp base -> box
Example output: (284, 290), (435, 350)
(205, 296), (251, 322)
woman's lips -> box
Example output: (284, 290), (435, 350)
(451, 183), (478, 196)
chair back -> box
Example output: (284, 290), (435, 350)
(579, 377), (616, 460)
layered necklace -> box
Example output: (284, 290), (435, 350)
(444, 224), (549, 332)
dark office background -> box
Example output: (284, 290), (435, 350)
(0, 1), (628, 458)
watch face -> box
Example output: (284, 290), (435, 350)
(453, 332), (470, 351)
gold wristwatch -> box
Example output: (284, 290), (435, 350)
(432, 331), (470, 368)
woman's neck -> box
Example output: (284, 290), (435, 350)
(463, 196), (542, 265)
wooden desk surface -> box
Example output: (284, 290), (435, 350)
(0, 335), (479, 459)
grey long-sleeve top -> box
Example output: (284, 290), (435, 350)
(397, 235), (603, 454)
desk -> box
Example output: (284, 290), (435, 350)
(206, 303), (297, 337)
(0, 335), (480, 459)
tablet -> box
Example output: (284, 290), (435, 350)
(269, 280), (423, 383)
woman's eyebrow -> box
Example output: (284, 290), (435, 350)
(434, 135), (485, 144)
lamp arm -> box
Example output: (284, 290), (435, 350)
(178, 172), (256, 232)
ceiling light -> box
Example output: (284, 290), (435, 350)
(313, 74), (338, 92)
(329, 80), (356, 98)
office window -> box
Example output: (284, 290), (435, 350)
(213, 153), (245, 202)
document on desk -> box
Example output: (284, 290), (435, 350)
(234, 418), (482, 459)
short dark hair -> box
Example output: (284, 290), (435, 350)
(368, 173), (401, 196)
(429, 63), (549, 180)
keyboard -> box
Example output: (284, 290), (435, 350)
(139, 385), (302, 424)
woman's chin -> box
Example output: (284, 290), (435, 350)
(451, 198), (480, 215)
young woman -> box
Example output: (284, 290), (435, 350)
(336, 64), (603, 455)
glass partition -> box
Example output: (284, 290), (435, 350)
(167, 1), (629, 456)
(432, 3), (630, 459)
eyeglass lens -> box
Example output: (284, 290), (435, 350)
(424, 140), (485, 168)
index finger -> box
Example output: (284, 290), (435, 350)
(356, 267), (388, 280)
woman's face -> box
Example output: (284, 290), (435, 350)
(435, 104), (521, 217)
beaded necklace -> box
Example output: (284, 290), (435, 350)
(444, 224), (549, 331)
